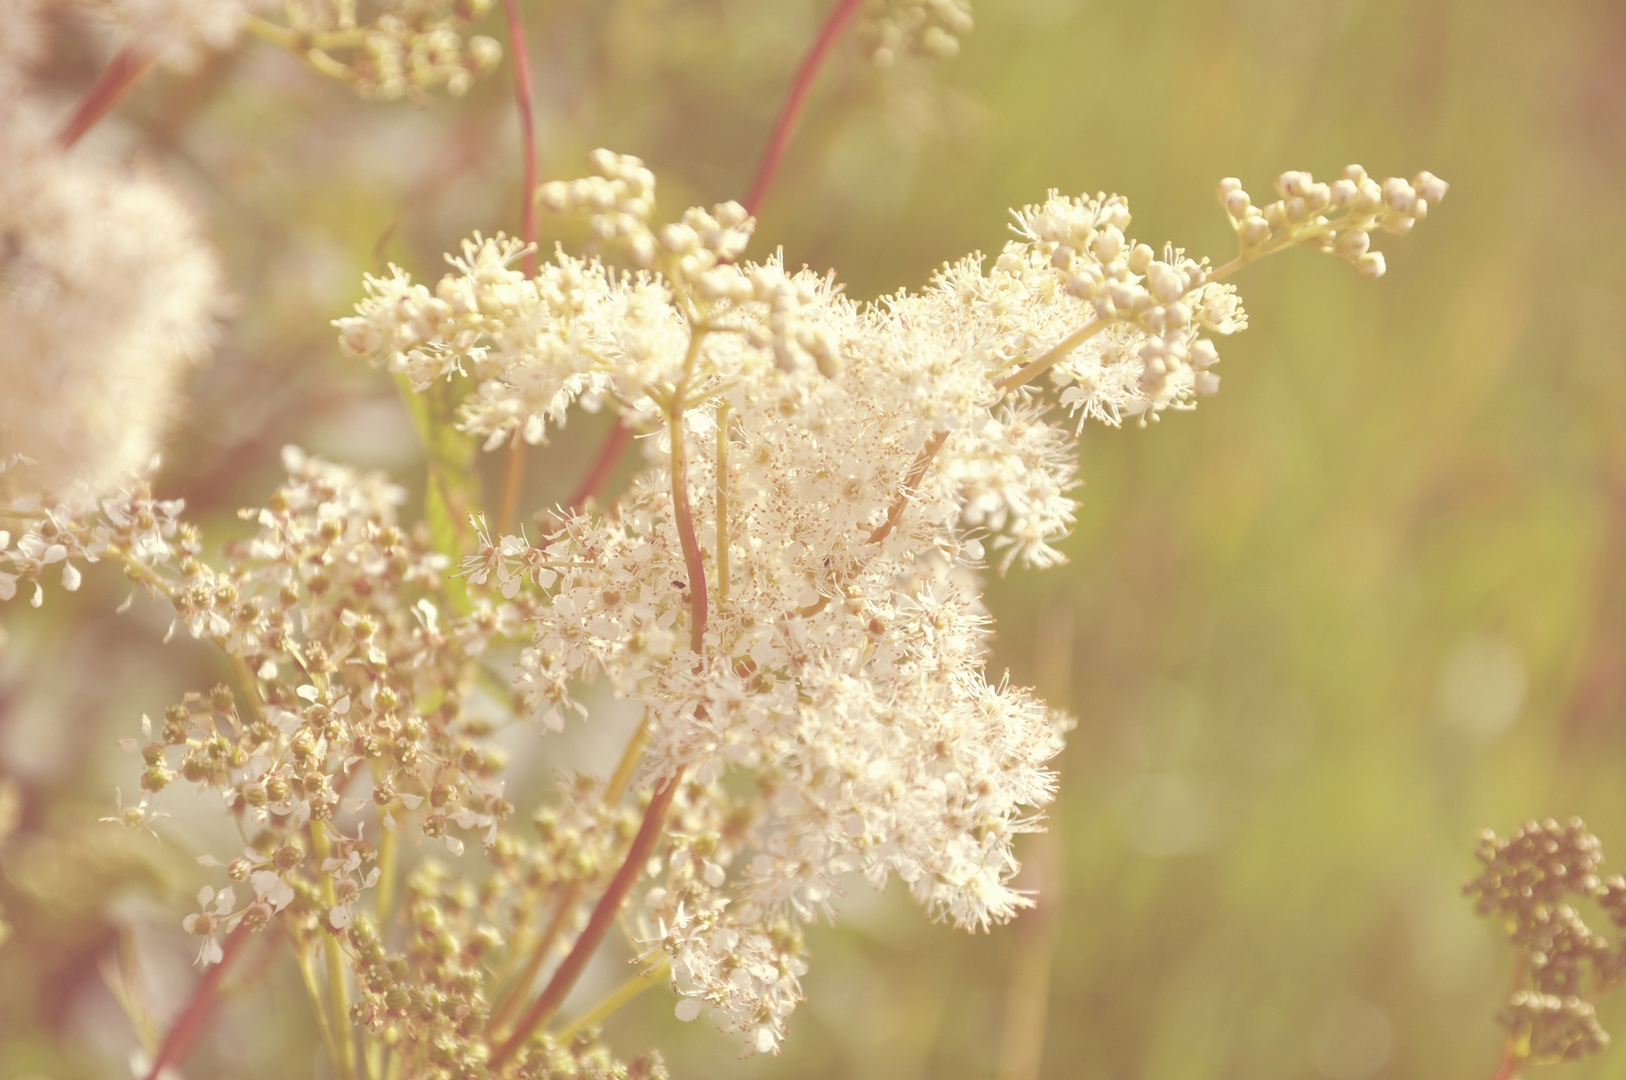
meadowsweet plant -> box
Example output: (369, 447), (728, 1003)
(0, 0), (1454, 1076)
(0, 147), (1445, 1076)
(1468, 819), (1626, 1080)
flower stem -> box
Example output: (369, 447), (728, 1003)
(495, 0), (539, 532)
(487, 715), (651, 1035)
(744, 0), (865, 216)
(486, 882), (580, 1036)
(499, 435), (528, 534)
(308, 823), (356, 1080)
(59, 47), (156, 148)
(499, 0), (539, 277)
(566, 421), (633, 512)
(561, 0), (860, 507)
(867, 431), (948, 547)
(488, 770), (687, 1072)
(995, 319), (1110, 393)
(1490, 1042), (1524, 1080)
(714, 401), (731, 610)
(557, 962), (670, 1039)
(796, 430), (949, 619)
(140, 922), (253, 1080)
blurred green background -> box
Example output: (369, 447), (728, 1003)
(4, 0), (1626, 1078)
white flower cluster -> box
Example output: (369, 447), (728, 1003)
(349, 148), (1458, 1053)
(0, 105), (223, 505)
(0, 139), (1442, 1069)
(263, 0), (503, 100)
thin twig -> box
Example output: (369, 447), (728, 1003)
(488, 771), (687, 1071)
(557, 962), (670, 1039)
(59, 47), (157, 148)
(1489, 1042), (1524, 1080)
(486, 715), (652, 1036)
(566, 422), (633, 512)
(496, 0), (540, 532)
(498, 434), (529, 534)
(668, 407), (709, 656)
(141, 922), (254, 1080)
(743, 0), (865, 216)
(486, 883), (581, 1036)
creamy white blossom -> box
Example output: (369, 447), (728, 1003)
(333, 150), (1447, 1053)
(0, 105), (224, 503)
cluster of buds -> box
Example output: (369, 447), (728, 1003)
(1219, 166), (1448, 279)
(1467, 819), (1626, 1069)
(261, 0), (502, 101)
(352, 12), (502, 100)
(536, 150), (661, 264)
(861, 0), (974, 65)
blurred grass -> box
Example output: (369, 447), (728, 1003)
(4, 0), (1626, 1078)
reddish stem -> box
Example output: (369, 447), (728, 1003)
(59, 47), (157, 148)
(488, 771), (686, 1071)
(142, 922), (254, 1080)
(496, 0), (539, 532)
(499, 0), (539, 277)
(565, 421), (632, 512)
(1489, 1043), (1524, 1080)
(742, 0), (865, 216)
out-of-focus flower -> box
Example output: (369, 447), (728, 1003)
(0, 106), (224, 504)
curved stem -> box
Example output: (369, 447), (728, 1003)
(668, 412), (709, 657)
(867, 431), (948, 547)
(796, 430), (949, 619)
(744, 0), (865, 216)
(59, 47), (156, 147)
(140, 922), (253, 1080)
(488, 770), (687, 1072)
(565, 0), (856, 515)
(715, 402), (731, 610)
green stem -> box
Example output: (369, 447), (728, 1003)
(995, 320), (1111, 393)
(557, 962), (669, 1039)
(374, 821), (398, 929)
(308, 824), (356, 1080)
(296, 943), (348, 1079)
